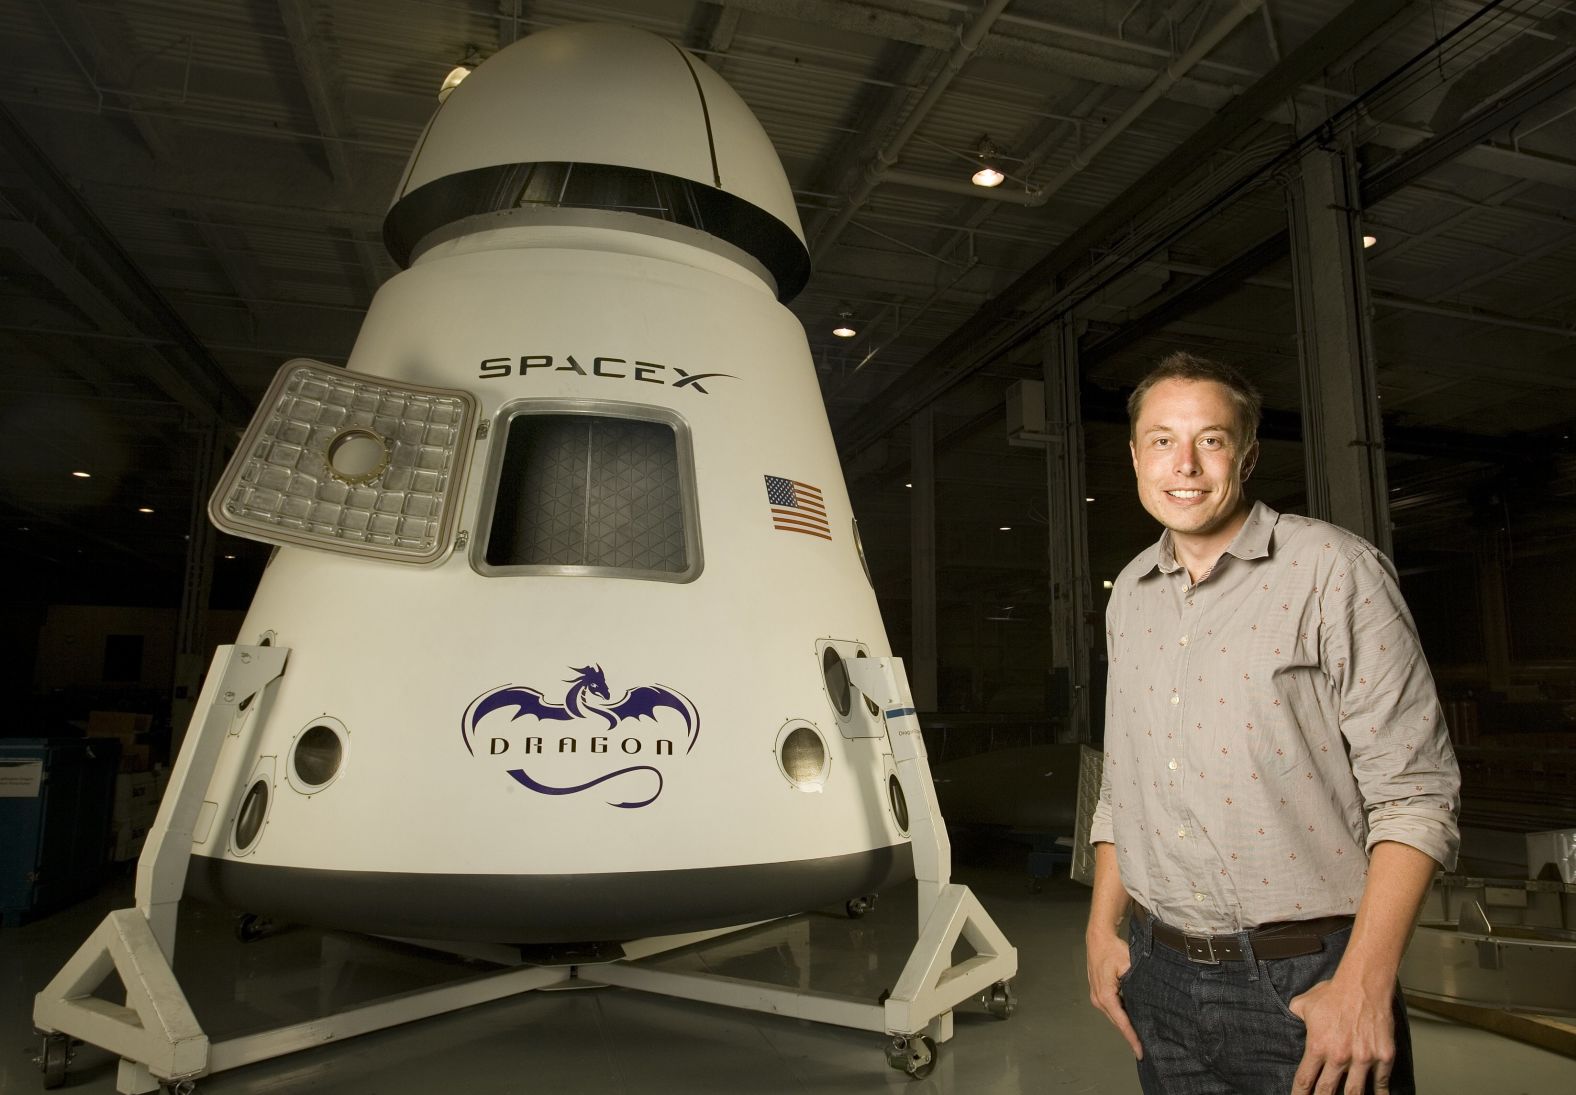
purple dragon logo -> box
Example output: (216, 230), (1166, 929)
(462, 666), (699, 808)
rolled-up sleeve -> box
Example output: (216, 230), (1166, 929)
(1322, 546), (1461, 869)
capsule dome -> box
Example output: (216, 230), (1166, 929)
(384, 23), (809, 300)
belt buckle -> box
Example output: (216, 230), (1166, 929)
(1182, 933), (1219, 964)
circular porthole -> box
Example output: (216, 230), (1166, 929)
(234, 779), (269, 852)
(888, 773), (909, 834)
(777, 723), (828, 788)
(292, 723), (344, 789)
(324, 427), (390, 485)
(822, 646), (852, 717)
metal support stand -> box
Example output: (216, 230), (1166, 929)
(34, 650), (1015, 1090)
(34, 645), (289, 1092)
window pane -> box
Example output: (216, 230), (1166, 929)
(485, 414), (688, 573)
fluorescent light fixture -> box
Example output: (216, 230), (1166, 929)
(905, 482), (912, 488)
(998, 526), (1012, 531)
(971, 137), (1005, 188)
(137, 507), (154, 514)
(832, 309), (856, 338)
(1085, 496), (1095, 502)
(1102, 580), (1114, 589)
(1362, 234), (1377, 248)
(71, 470), (91, 479)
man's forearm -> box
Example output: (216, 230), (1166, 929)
(1335, 840), (1439, 988)
(1087, 842), (1132, 938)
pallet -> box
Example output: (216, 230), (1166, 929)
(1405, 993), (1576, 1059)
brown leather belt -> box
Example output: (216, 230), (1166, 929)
(1136, 905), (1353, 964)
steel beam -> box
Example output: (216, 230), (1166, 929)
(1042, 320), (1093, 742)
(277, 0), (355, 192)
(836, 0), (1421, 460)
(910, 409), (937, 711)
(1363, 45), (1576, 203)
(1286, 144), (1391, 552)
(0, 103), (251, 425)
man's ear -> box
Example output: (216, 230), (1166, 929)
(1242, 440), (1260, 482)
(1129, 439), (1138, 474)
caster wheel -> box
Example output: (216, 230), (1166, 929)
(982, 979), (1016, 1019)
(37, 1032), (70, 1089)
(845, 893), (877, 919)
(164, 1080), (197, 1095)
(885, 1033), (937, 1080)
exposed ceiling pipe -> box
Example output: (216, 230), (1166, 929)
(868, 0), (1265, 209)
(811, 0), (1014, 265)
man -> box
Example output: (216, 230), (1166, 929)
(1085, 352), (1460, 1095)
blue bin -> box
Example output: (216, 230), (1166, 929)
(0, 737), (120, 926)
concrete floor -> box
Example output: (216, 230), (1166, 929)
(5, 859), (1574, 1094)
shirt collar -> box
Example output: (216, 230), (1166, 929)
(1139, 500), (1278, 580)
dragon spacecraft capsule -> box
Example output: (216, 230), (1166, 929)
(190, 22), (917, 944)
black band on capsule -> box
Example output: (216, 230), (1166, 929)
(383, 161), (810, 303)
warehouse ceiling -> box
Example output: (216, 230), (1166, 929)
(1, 0), (1574, 647)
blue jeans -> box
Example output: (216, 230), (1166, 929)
(1119, 912), (1415, 1094)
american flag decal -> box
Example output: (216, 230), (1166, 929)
(765, 475), (831, 540)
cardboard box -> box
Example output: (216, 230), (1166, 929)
(87, 711), (153, 742)
(113, 772), (161, 826)
(111, 820), (150, 862)
(118, 743), (151, 772)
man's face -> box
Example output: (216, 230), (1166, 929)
(1129, 378), (1258, 549)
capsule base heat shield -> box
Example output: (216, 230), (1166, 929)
(186, 845), (913, 944)
(209, 360), (477, 566)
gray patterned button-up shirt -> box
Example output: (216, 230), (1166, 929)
(1090, 502), (1460, 933)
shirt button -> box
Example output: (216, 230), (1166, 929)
(1178, 636), (1189, 646)
(1169, 695), (1180, 705)
(1194, 892), (1207, 903)
(1177, 828), (1187, 838)
(1168, 759), (1179, 770)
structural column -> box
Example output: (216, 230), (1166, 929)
(910, 410), (938, 711)
(1286, 143), (1392, 555)
(1474, 529), (1513, 692)
(1043, 319), (1093, 742)
(171, 420), (223, 753)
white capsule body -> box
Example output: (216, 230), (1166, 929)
(188, 219), (910, 941)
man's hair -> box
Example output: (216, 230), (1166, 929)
(1127, 351), (1262, 444)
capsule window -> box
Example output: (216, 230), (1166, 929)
(822, 646), (852, 717)
(292, 724), (344, 789)
(777, 723), (828, 788)
(888, 774), (909, 834)
(234, 779), (269, 851)
(475, 406), (700, 582)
